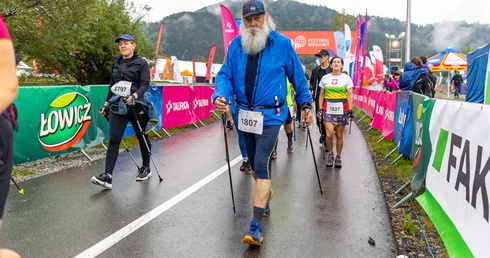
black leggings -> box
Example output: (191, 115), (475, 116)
(0, 116), (14, 219)
(105, 103), (150, 175)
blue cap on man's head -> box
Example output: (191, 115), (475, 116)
(114, 34), (135, 43)
(242, 0), (266, 18)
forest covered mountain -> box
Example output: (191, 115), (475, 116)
(141, 0), (490, 70)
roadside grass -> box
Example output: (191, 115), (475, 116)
(355, 108), (412, 182)
(354, 107), (448, 257)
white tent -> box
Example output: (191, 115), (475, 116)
(17, 61), (34, 76)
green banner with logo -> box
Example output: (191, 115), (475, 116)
(13, 85), (109, 164)
(409, 93), (435, 195)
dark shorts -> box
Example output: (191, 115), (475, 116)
(0, 116), (14, 219)
(242, 126), (281, 179)
(285, 107), (293, 124)
(323, 112), (349, 126)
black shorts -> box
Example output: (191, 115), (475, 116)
(285, 107), (293, 124)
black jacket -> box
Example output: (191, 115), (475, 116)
(309, 65), (332, 100)
(412, 73), (432, 97)
(106, 52), (150, 102)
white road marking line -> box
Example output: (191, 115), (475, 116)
(74, 156), (242, 258)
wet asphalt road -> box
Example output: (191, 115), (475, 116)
(1, 120), (397, 258)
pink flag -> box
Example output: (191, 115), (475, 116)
(360, 10), (369, 86)
(220, 4), (239, 56)
(353, 15), (362, 86)
(381, 91), (396, 141)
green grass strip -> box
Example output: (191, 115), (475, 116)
(416, 190), (474, 258)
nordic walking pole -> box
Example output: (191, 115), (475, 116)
(293, 112), (296, 141)
(128, 101), (163, 182)
(306, 118), (323, 195)
(221, 112), (236, 213)
(104, 115), (140, 170)
(348, 112), (353, 135)
(10, 177), (24, 194)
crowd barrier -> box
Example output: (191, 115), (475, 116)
(13, 84), (216, 164)
(353, 87), (488, 258)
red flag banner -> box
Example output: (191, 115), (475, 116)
(192, 58), (197, 83)
(205, 45), (217, 82)
(152, 23), (164, 80)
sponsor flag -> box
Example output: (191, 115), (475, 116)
(344, 24), (352, 75)
(205, 45), (217, 82)
(220, 4), (239, 55)
(353, 15), (362, 86)
(192, 58), (196, 83)
(333, 31), (345, 58)
(152, 23), (164, 80)
(373, 45), (385, 83)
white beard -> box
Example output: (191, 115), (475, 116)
(240, 19), (273, 55)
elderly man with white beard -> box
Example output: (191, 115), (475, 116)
(213, 0), (313, 246)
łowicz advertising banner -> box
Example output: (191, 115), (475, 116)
(162, 86), (193, 129)
(279, 31), (356, 56)
(13, 86), (108, 164)
(417, 100), (490, 258)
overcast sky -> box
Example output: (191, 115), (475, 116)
(130, 0), (490, 25)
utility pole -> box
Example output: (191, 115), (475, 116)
(405, 0), (411, 65)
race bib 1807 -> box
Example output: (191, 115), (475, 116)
(325, 101), (344, 115)
(238, 109), (264, 135)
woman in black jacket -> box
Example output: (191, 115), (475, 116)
(91, 34), (152, 189)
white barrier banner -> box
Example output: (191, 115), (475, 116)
(426, 100), (490, 257)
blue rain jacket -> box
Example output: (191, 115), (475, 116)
(213, 30), (312, 126)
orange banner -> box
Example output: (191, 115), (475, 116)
(279, 31), (357, 56)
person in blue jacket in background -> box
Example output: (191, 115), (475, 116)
(212, 0), (313, 246)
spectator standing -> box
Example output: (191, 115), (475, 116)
(384, 70), (401, 92)
(398, 57), (432, 97)
(420, 56), (436, 98)
(450, 70), (463, 99)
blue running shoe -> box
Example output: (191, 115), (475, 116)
(263, 189), (274, 217)
(242, 220), (263, 246)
